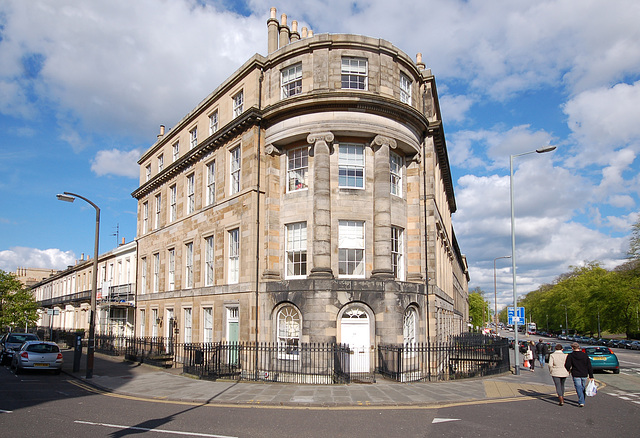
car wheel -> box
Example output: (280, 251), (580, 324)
(14, 365), (21, 375)
(53, 369), (61, 376)
(614, 368), (620, 374)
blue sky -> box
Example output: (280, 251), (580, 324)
(1, 0), (639, 311)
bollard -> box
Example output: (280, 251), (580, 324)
(73, 334), (82, 372)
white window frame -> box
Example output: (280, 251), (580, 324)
(168, 248), (175, 291)
(158, 154), (164, 172)
(277, 306), (301, 359)
(172, 141), (179, 162)
(142, 202), (149, 234)
(206, 160), (216, 206)
(338, 144), (365, 189)
(391, 226), (404, 280)
(341, 57), (368, 90)
(205, 235), (214, 286)
(233, 90), (244, 118)
(338, 220), (365, 278)
(390, 151), (403, 197)
(400, 73), (412, 104)
(285, 222), (307, 279)
(187, 173), (195, 214)
(287, 146), (308, 192)
(185, 242), (193, 289)
(146, 164), (151, 182)
(203, 307), (213, 343)
(230, 146), (241, 195)
(154, 193), (161, 229)
(140, 257), (147, 295)
(183, 307), (192, 343)
(153, 252), (160, 293)
(170, 184), (177, 222)
(189, 127), (197, 150)
(152, 308), (158, 338)
(228, 228), (239, 284)
(209, 110), (219, 135)
(281, 63), (302, 99)
(403, 306), (417, 346)
(139, 309), (146, 337)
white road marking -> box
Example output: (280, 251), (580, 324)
(0, 409), (13, 414)
(432, 418), (461, 423)
(74, 420), (237, 438)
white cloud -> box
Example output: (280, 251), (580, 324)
(0, 247), (76, 272)
(564, 81), (640, 166)
(91, 149), (142, 178)
(439, 94), (475, 124)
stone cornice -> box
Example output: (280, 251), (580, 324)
(131, 108), (262, 200)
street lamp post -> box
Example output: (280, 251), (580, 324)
(57, 192), (100, 379)
(493, 256), (511, 332)
(510, 146), (555, 375)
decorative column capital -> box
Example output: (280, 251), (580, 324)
(265, 144), (282, 156)
(372, 134), (397, 150)
(307, 131), (334, 145)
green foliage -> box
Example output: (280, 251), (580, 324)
(519, 260), (640, 338)
(629, 215), (640, 259)
(469, 287), (490, 331)
(0, 270), (39, 331)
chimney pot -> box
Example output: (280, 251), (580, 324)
(308, 29), (313, 37)
(301, 27), (308, 38)
(270, 7), (276, 19)
(280, 13), (287, 26)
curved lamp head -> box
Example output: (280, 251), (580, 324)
(535, 146), (556, 154)
(56, 194), (75, 203)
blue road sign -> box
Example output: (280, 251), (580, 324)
(507, 306), (525, 325)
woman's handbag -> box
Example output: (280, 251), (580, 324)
(523, 359), (530, 368)
(586, 380), (597, 397)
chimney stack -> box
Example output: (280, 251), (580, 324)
(279, 13), (290, 48)
(157, 124), (165, 139)
(267, 7), (279, 54)
(416, 53), (426, 71)
(290, 20), (300, 42)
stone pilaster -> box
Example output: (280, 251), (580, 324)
(371, 135), (396, 279)
(307, 132), (334, 278)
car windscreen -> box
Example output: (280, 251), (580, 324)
(26, 344), (60, 353)
(585, 347), (608, 354)
(7, 334), (38, 343)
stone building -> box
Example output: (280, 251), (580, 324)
(132, 9), (469, 354)
(32, 240), (137, 337)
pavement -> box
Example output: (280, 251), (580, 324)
(59, 348), (571, 408)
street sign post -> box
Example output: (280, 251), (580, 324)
(507, 306), (524, 325)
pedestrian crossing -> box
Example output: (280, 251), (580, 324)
(605, 391), (640, 405)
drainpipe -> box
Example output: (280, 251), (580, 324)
(422, 133), (432, 381)
(255, 68), (264, 347)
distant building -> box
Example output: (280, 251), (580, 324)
(131, 8), (469, 353)
(31, 240), (136, 336)
(14, 267), (57, 288)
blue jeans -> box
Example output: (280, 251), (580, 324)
(573, 377), (588, 405)
(538, 354), (546, 366)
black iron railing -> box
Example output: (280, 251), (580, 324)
(86, 333), (508, 384)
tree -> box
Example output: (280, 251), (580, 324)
(629, 215), (640, 259)
(0, 270), (39, 331)
(468, 287), (489, 331)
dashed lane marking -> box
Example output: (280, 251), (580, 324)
(74, 420), (237, 438)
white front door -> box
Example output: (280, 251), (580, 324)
(341, 310), (370, 373)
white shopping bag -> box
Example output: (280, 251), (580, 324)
(585, 380), (597, 397)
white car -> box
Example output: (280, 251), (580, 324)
(10, 340), (63, 375)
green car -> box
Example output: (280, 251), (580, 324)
(582, 346), (620, 374)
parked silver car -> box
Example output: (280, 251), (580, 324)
(10, 341), (63, 375)
(1, 332), (39, 365)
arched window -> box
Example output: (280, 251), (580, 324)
(277, 305), (301, 359)
(403, 307), (417, 346)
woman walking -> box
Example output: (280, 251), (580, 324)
(548, 343), (569, 405)
(527, 341), (537, 371)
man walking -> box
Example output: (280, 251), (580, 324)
(564, 342), (594, 407)
(536, 339), (548, 366)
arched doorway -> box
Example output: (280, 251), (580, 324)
(340, 305), (371, 372)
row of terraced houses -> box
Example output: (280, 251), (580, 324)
(30, 9), (470, 358)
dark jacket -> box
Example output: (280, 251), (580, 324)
(564, 350), (594, 378)
(535, 342), (548, 356)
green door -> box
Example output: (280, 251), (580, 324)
(227, 307), (239, 365)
